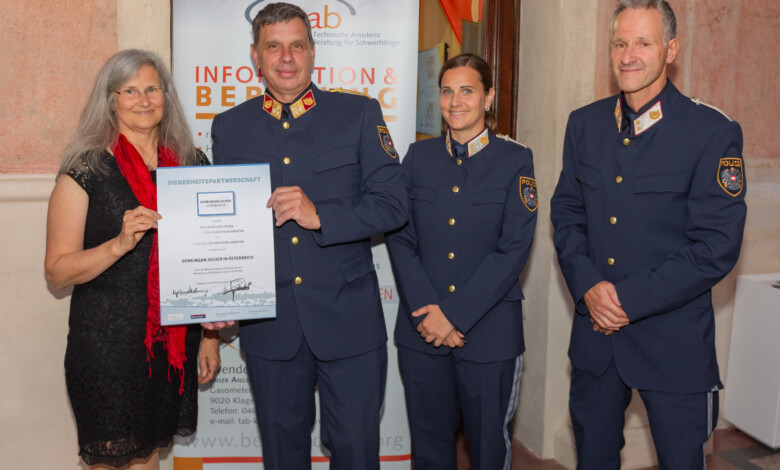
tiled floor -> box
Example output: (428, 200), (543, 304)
(636, 427), (780, 470)
(454, 427), (778, 470)
(455, 433), (567, 470)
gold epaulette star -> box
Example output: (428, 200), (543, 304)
(328, 87), (373, 99)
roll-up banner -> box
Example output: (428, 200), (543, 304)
(171, 1), (418, 468)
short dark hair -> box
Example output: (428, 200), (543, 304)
(438, 53), (498, 134)
(252, 2), (314, 47)
(612, 0), (676, 44)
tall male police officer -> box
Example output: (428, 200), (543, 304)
(550, 1), (746, 468)
(210, 3), (407, 469)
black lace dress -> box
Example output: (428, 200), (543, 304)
(64, 150), (208, 467)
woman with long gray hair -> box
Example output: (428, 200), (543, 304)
(45, 49), (220, 469)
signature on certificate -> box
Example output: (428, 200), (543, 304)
(222, 278), (253, 301)
(172, 286), (207, 298)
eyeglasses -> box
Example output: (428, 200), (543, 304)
(114, 87), (165, 101)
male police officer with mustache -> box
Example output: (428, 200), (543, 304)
(211, 3), (406, 468)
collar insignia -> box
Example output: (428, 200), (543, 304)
(290, 90), (316, 118)
(262, 90), (317, 120)
(262, 94), (283, 120)
(614, 98), (622, 133)
(445, 128), (490, 158)
(632, 100), (663, 135)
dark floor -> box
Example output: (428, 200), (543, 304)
(454, 427), (779, 470)
(454, 432), (567, 470)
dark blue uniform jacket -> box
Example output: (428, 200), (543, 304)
(387, 131), (537, 363)
(551, 82), (746, 393)
(212, 85), (407, 361)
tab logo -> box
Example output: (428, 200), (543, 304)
(245, 1), (357, 29)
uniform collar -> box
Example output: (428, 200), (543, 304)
(262, 85), (317, 120)
(614, 82), (670, 136)
(445, 127), (490, 158)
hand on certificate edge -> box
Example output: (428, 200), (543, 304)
(412, 304), (456, 348)
(200, 320), (235, 331)
(116, 205), (161, 256)
(583, 281), (630, 334)
(267, 186), (321, 230)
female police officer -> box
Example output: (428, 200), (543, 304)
(387, 53), (537, 469)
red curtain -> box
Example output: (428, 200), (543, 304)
(438, 0), (483, 43)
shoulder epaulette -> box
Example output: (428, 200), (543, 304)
(691, 97), (732, 121)
(496, 133), (527, 148)
(329, 87), (372, 99)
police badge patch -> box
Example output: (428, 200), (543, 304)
(717, 158), (744, 197)
(520, 177), (538, 212)
(377, 126), (398, 158)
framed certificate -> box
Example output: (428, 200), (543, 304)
(156, 164), (276, 325)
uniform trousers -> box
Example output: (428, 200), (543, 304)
(398, 346), (523, 470)
(245, 340), (387, 470)
(570, 359), (718, 470)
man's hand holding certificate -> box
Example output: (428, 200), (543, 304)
(156, 164), (276, 325)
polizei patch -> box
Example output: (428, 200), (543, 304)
(520, 177), (538, 211)
(377, 126), (398, 158)
(718, 158), (744, 197)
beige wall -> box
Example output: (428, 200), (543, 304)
(1, 1), (777, 469)
(515, 0), (780, 468)
(0, 1), (171, 468)
(512, 0), (598, 461)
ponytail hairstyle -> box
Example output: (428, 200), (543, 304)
(438, 53), (498, 134)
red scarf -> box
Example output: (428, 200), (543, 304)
(112, 134), (187, 393)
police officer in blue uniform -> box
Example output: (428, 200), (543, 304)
(387, 53), (537, 470)
(550, 1), (746, 468)
(210, 3), (406, 469)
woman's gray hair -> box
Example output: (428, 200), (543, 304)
(612, 0), (677, 45)
(58, 49), (196, 178)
